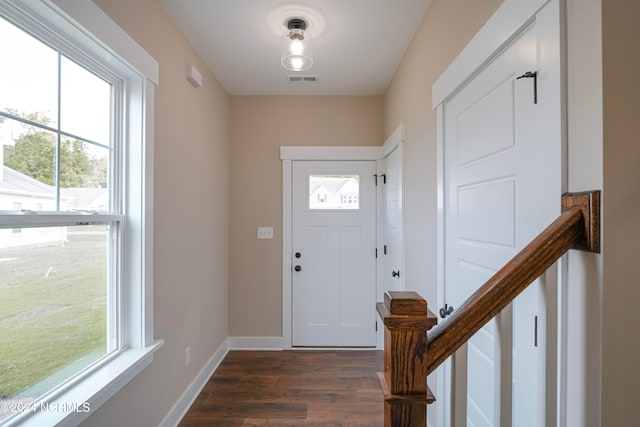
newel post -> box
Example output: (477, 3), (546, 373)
(376, 291), (438, 427)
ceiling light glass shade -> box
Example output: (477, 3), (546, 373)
(281, 28), (313, 71)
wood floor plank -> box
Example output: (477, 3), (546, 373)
(179, 350), (384, 426)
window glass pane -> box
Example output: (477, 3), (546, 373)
(0, 17), (58, 128)
(60, 137), (110, 212)
(0, 225), (110, 421)
(60, 57), (111, 145)
(1, 118), (57, 211)
(309, 175), (360, 210)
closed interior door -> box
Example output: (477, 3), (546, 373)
(443, 23), (558, 427)
(380, 146), (404, 294)
(292, 160), (376, 347)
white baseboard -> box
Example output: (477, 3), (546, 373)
(158, 337), (230, 427)
(228, 336), (285, 350)
(227, 336), (385, 351)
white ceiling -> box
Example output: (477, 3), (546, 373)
(158, 0), (433, 95)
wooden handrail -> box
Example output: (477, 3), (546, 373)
(425, 190), (600, 374)
(376, 191), (600, 426)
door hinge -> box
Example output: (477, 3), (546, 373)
(375, 321), (378, 332)
(534, 315), (538, 347)
(374, 174), (378, 186)
(384, 245), (387, 255)
(375, 248), (378, 258)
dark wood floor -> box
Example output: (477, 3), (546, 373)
(179, 350), (384, 427)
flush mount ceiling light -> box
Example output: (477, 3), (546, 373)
(281, 18), (313, 72)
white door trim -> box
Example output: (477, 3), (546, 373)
(280, 146), (383, 161)
(380, 124), (405, 157)
(432, 0), (551, 108)
(433, 0), (565, 425)
(282, 158), (294, 349)
(281, 125), (405, 350)
(435, 104), (450, 427)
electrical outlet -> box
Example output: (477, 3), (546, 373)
(257, 227), (274, 239)
(185, 346), (191, 367)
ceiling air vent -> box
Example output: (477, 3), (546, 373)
(287, 75), (319, 83)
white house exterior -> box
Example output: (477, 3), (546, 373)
(0, 165), (72, 249)
(309, 176), (360, 209)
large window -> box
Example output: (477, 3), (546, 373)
(0, 2), (159, 426)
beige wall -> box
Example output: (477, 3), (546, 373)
(601, 0), (640, 425)
(75, 0), (230, 426)
(228, 96), (383, 336)
(565, 0), (603, 424)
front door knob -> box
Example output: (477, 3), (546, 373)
(294, 265), (302, 272)
(392, 270), (400, 278)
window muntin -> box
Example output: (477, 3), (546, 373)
(309, 175), (360, 210)
(0, 10), (122, 425)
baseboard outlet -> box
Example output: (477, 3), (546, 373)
(159, 337), (230, 427)
(228, 336), (285, 350)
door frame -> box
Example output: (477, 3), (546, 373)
(433, 0), (566, 425)
(281, 125), (404, 350)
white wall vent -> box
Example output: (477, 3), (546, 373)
(287, 75), (319, 83)
(186, 63), (202, 87)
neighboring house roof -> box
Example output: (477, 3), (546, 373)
(0, 166), (108, 209)
(310, 177), (358, 195)
(0, 166), (59, 198)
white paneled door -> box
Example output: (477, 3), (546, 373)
(292, 161), (377, 347)
(379, 145), (404, 295)
(443, 23), (559, 427)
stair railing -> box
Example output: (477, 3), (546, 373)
(377, 190), (601, 426)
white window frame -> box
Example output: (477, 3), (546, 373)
(0, 1), (162, 426)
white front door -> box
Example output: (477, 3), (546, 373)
(443, 22), (559, 427)
(291, 160), (377, 347)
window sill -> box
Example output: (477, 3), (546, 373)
(5, 340), (164, 427)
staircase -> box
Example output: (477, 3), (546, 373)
(377, 191), (601, 426)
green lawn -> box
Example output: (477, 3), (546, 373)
(0, 227), (108, 399)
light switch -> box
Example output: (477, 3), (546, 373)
(257, 227), (274, 239)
